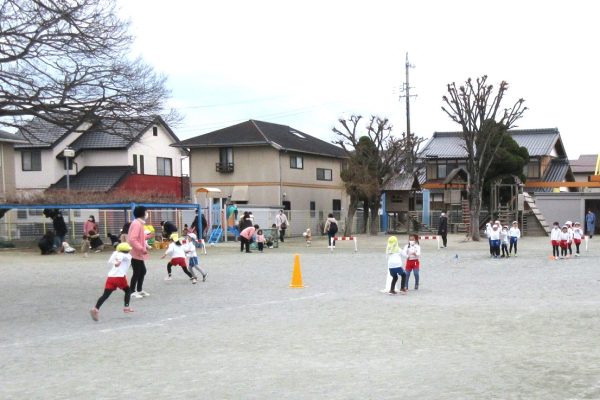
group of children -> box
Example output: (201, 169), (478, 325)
(485, 220), (521, 258)
(90, 229), (208, 322)
(386, 234), (422, 295)
(550, 220), (585, 259)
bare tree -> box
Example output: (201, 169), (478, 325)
(333, 115), (422, 235)
(0, 0), (180, 142)
(442, 76), (527, 240)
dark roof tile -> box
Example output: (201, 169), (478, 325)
(178, 120), (347, 159)
(49, 166), (133, 191)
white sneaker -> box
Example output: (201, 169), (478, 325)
(139, 290), (150, 297)
(131, 292), (143, 299)
(164, 276), (172, 281)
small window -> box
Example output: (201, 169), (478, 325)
(153, 126), (158, 136)
(17, 210), (27, 219)
(140, 155), (145, 174)
(22, 150), (42, 171)
(310, 201), (316, 218)
(525, 160), (540, 178)
(437, 164), (447, 179)
(73, 210), (81, 217)
(157, 157), (172, 176)
(133, 154), (138, 173)
(317, 168), (332, 181)
(290, 155), (303, 169)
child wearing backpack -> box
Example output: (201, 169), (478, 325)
(324, 213), (339, 248)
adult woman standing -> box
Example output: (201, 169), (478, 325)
(128, 206), (151, 299)
(323, 213), (338, 248)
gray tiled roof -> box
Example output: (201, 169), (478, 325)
(49, 166), (133, 191)
(178, 120), (348, 159)
(384, 169), (426, 190)
(0, 129), (28, 144)
(569, 154), (598, 173)
(68, 120), (146, 151)
(14, 116), (181, 152)
(14, 118), (69, 148)
(420, 128), (563, 158)
(533, 158), (572, 192)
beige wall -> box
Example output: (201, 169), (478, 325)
(189, 146), (349, 211)
(0, 143), (17, 201)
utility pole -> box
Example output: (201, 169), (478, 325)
(399, 52), (416, 141)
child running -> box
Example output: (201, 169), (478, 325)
(386, 236), (406, 295)
(559, 225), (570, 259)
(509, 221), (521, 257)
(402, 234), (421, 291)
(573, 222), (583, 257)
(185, 232), (207, 281)
(162, 233), (197, 284)
(550, 221), (561, 260)
(500, 225), (510, 258)
(90, 242), (134, 321)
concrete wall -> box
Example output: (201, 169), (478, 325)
(534, 192), (600, 226)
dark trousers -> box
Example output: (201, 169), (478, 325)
(167, 262), (194, 278)
(389, 267), (406, 292)
(279, 229), (286, 242)
(258, 242), (264, 251)
(96, 287), (131, 309)
(240, 237), (251, 252)
(130, 258), (146, 292)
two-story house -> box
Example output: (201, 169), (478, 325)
(413, 128), (577, 235)
(1, 129), (28, 203)
(14, 116), (188, 199)
(176, 120), (349, 232)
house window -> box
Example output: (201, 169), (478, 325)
(17, 210), (27, 219)
(437, 164), (448, 179)
(427, 159), (461, 180)
(140, 155), (145, 174)
(153, 126), (158, 136)
(133, 154), (138, 173)
(22, 150), (41, 171)
(524, 159), (540, 178)
(333, 199), (341, 219)
(157, 157), (172, 176)
(217, 147), (234, 173)
(290, 155), (303, 169)
(282, 201), (291, 211)
(310, 201), (316, 217)
(316, 168), (332, 181)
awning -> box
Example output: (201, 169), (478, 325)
(230, 185), (249, 202)
(195, 187), (222, 195)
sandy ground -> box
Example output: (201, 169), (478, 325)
(0, 234), (599, 400)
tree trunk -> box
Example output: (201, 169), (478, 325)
(361, 200), (369, 234)
(369, 202), (380, 235)
(469, 183), (483, 241)
(344, 196), (359, 236)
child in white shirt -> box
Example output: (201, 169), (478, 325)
(90, 243), (134, 321)
(386, 236), (406, 295)
(185, 233), (207, 281)
(500, 226), (510, 258)
(573, 222), (584, 256)
(402, 234), (422, 290)
(162, 233), (197, 283)
(550, 221), (561, 260)
(509, 221), (521, 257)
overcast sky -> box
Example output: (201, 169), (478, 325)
(118, 0), (599, 160)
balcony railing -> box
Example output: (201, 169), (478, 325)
(216, 162), (234, 173)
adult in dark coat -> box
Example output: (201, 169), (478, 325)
(38, 231), (57, 255)
(190, 210), (209, 240)
(160, 220), (178, 239)
(52, 211), (68, 251)
(438, 212), (448, 248)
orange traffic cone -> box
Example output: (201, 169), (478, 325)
(289, 254), (305, 288)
